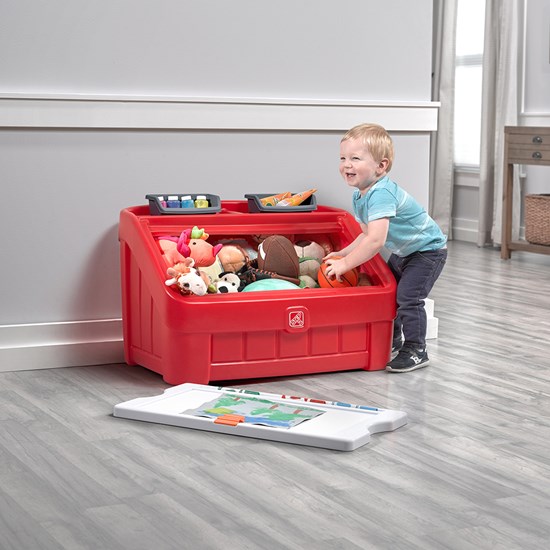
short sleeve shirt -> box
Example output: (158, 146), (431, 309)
(352, 176), (447, 257)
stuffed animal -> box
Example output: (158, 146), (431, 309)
(241, 279), (301, 292)
(256, 235), (300, 283)
(199, 257), (224, 286)
(215, 238), (258, 262)
(158, 239), (193, 273)
(165, 266), (209, 296)
(217, 244), (250, 273)
(196, 268), (218, 294)
(160, 226), (223, 268)
(312, 235), (334, 257)
(215, 272), (244, 293)
(299, 275), (319, 288)
(294, 240), (325, 281)
(236, 235), (301, 287)
(295, 234), (334, 257)
(177, 226), (223, 267)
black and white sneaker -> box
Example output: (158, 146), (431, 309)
(386, 345), (429, 373)
(390, 335), (404, 359)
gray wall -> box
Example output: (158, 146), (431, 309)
(0, 129), (429, 326)
(0, 0), (436, 370)
(0, 0), (432, 101)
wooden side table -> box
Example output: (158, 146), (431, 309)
(501, 126), (550, 259)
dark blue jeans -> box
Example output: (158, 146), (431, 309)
(387, 248), (447, 349)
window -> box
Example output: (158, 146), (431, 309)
(454, 0), (486, 168)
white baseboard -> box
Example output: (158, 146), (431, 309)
(1, 302), (439, 372)
(0, 319), (124, 373)
(451, 217), (478, 243)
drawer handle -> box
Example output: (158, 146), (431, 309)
(532, 136), (543, 144)
(532, 151), (542, 159)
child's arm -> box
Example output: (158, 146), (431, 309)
(324, 218), (389, 281)
(325, 227), (367, 259)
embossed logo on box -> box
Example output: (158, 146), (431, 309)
(286, 306), (309, 332)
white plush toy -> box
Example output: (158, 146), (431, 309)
(165, 268), (208, 296)
(215, 272), (242, 293)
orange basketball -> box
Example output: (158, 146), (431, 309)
(317, 258), (359, 288)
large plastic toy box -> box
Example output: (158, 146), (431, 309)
(119, 201), (396, 385)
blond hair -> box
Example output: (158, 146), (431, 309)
(341, 123), (394, 172)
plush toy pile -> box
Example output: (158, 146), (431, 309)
(157, 226), (368, 296)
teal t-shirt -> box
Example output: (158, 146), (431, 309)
(352, 176), (447, 257)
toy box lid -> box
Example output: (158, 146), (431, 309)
(113, 383), (407, 451)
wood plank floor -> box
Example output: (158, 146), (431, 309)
(1, 241), (550, 550)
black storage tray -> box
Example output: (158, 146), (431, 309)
(245, 193), (317, 213)
(146, 194), (221, 215)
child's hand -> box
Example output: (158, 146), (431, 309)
(324, 256), (348, 282)
(323, 251), (343, 261)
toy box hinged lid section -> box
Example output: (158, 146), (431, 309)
(114, 384), (408, 451)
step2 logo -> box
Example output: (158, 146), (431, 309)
(285, 306), (309, 332)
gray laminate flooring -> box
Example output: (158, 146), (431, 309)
(1, 241), (550, 550)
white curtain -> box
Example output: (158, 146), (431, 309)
(478, 0), (521, 246)
(430, 0), (458, 239)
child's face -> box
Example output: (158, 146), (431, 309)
(339, 138), (387, 195)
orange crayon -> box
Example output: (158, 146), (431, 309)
(260, 191), (292, 206)
(277, 188), (317, 207)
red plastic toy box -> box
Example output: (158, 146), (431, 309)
(119, 201), (396, 385)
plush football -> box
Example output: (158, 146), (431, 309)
(317, 257), (359, 288)
(257, 235), (300, 280)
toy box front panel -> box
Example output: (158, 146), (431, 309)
(119, 204), (396, 385)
